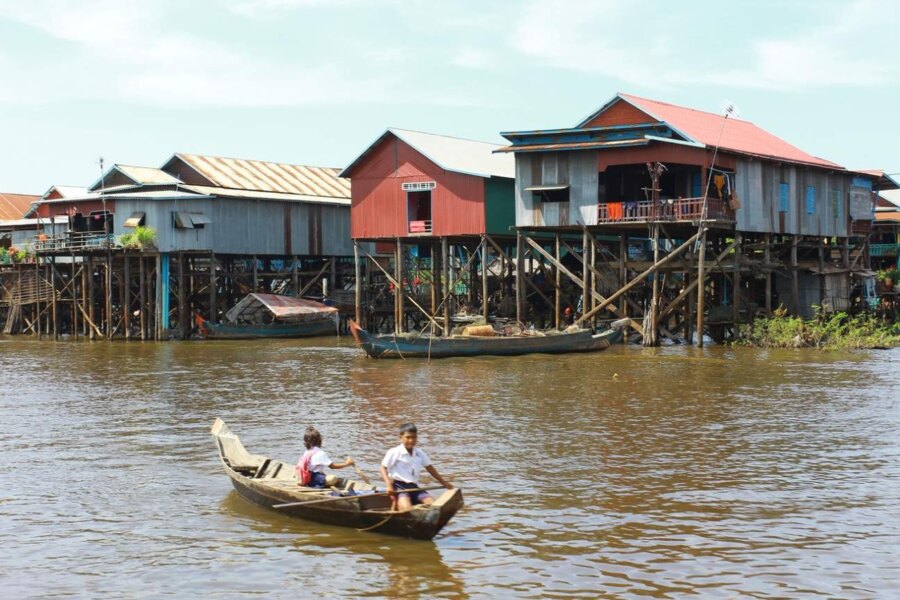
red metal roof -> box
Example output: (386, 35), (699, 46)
(0, 193), (40, 220)
(608, 94), (843, 169)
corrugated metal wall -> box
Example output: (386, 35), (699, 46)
(484, 177), (516, 236)
(114, 198), (353, 256)
(349, 136), (487, 239)
(734, 159), (849, 237)
(515, 151), (598, 227)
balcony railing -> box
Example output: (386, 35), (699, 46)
(408, 220), (433, 235)
(597, 197), (733, 224)
(870, 243), (900, 257)
(33, 231), (116, 253)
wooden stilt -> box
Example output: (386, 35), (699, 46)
(646, 224), (660, 346)
(394, 238), (403, 334)
(554, 234), (561, 329)
(481, 237), (489, 320)
(442, 237), (450, 336)
(209, 253), (217, 323)
(72, 259), (79, 340)
(353, 241), (362, 324)
(139, 257), (146, 340)
(764, 234), (772, 313)
(177, 253), (186, 339)
(791, 235), (800, 315)
(124, 255), (131, 340)
(696, 230), (707, 348)
(87, 257), (95, 341)
(516, 231), (524, 326)
(733, 232), (742, 332)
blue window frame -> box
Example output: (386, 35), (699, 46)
(806, 186), (816, 215)
(779, 183), (789, 212)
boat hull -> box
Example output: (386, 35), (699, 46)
(348, 320), (623, 359)
(200, 317), (337, 339)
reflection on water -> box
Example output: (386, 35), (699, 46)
(1, 335), (899, 598)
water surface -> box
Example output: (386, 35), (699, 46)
(1, 336), (898, 598)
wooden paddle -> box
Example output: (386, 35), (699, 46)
(273, 485), (448, 509)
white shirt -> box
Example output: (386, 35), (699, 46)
(381, 444), (431, 484)
(308, 448), (331, 473)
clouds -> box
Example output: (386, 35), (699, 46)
(0, 0), (897, 111)
(509, 0), (898, 90)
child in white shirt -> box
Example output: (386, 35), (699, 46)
(380, 422), (452, 510)
(296, 426), (355, 488)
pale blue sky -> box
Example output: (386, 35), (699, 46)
(1, 0), (898, 194)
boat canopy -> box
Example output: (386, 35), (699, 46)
(225, 293), (338, 324)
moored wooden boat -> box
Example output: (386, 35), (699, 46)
(348, 319), (625, 359)
(210, 419), (463, 540)
(197, 293), (338, 339)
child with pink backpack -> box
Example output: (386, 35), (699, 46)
(296, 426), (355, 488)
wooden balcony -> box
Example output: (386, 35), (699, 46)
(408, 220), (433, 235)
(870, 243), (900, 257)
(34, 231), (115, 253)
(597, 197), (734, 225)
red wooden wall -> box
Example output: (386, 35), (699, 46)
(349, 135), (486, 239)
(35, 199), (114, 218)
(582, 99), (654, 128)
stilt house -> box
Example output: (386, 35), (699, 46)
(498, 93), (898, 341)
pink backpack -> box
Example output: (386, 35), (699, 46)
(296, 449), (314, 485)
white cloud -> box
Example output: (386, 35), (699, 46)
(508, 0), (899, 90)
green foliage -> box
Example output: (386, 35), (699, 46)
(118, 226), (157, 250)
(876, 268), (900, 282)
(738, 306), (900, 350)
(0, 247), (8, 263)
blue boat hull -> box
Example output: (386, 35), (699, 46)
(348, 320), (623, 359)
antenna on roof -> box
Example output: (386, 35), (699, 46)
(720, 100), (740, 119)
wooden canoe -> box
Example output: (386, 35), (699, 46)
(348, 319), (625, 359)
(210, 419), (463, 540)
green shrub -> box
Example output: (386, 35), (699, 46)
(738, 306), (900, 349)
(118, 226), (157, 250)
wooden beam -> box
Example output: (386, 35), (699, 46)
(516, 232), (524, 325)
(659, 238), (740, 323)
(442, 237), (450, 336)
(554, 234), (561, 329)
(697, 230), (707, 347)
(481, 237), (489, 320)
(353, 241), (361, 324)
(578, 229), (704, 325)
(365, 251), (441, 332)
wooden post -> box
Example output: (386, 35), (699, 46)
(696, 230), (707, 347)
(554, 234), (561, 329)
(732, 232), (742, 335)
(353, 241), (362, 324)
(155, 254), (162, 340)
(841, 237), (850, 270)
(818, 237), (826, 310)
(87, 256), (95, 341)
(791, 235), (800, 315)
(106, 256), (113, 340)
(481, 237), (489, 320)
(139, 257), (146, 340)
(647, 224), (660, 346)
(124, 255), (131, 340)
(764, 234), (772, 313)
(252, 255), (258, 292)
(330, 257), (337, 298)
(72, 259), (79, 340)
(516, 231), (525, 326)
(589, 235), (597, 328)
(430, 241), (438, 327)
(581, 229), (589, 327)
(619, 235), (628, 317)
(177, 253), (186, 339)
(394, 238), (403, 333)
(50, 258), (58, 339)
(441, 237), (450, 337)
(209, 253), (217, 324)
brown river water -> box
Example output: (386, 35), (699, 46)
(1, 336), (899, 598)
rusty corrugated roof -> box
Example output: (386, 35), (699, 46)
(0, 192), (40, 220)
(176, 153), (350, 199)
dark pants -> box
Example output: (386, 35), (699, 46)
(393, 480), (431, 504)
(308, 471), (327, 488)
